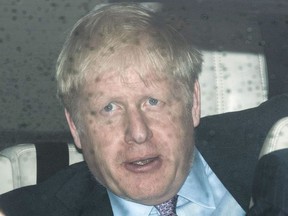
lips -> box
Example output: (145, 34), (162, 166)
(124, 156), (161, 173)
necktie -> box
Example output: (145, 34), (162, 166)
(155, 195), (178, 216)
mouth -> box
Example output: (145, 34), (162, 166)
(124, 156), (161, 173)
(132, 158), (156, 166)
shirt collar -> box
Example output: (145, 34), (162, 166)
(107, 148), (215, 216)
(177, 148), (216, 209)
(107, 190), (153, 216)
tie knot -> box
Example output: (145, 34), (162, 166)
(155, 195), (178, 216)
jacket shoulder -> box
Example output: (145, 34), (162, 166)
(0, 162), (105, 216)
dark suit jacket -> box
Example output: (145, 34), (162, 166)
(247, 149), (288, 216)
(0, 162), (113, 216)
(0, 94), (288, 215)
(196, 93), (288, 210)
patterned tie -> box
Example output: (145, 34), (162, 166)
(155, 195), (178, 216)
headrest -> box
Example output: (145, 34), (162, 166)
(199, 51), (268, 116)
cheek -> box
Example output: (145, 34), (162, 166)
(169, 111), (194, 153)
(152, 110), (191, 147)
(81, 113), (125, 158)
(164, 109), (191, 138)
(79, 126), (124, 183)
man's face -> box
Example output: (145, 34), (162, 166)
(66, 65), (200, 205)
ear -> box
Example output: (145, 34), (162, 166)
(191, 80), (201, 127)
(65, 109), (82, 149)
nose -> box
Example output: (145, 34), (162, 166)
(124, 108), (153, 144)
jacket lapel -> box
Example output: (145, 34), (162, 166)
(55, 162), (113, 216)
(80, 185), (113, 216)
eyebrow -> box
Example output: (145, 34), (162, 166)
(83, 91), (103, 102)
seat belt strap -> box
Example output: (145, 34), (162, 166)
(35, 142), (69, 183)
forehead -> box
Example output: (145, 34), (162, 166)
(87, 63), (172, 92)
(85, 45), (171, 85)
(81, 31), (176, 80)
(81, 52), (186, 107)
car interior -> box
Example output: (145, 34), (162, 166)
(0, 0), (288, 213)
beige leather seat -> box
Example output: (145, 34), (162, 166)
(0, 143), (83, 194)
(199, 51), (268, 116)
(259, 117), (288, 158)
(249, 116), (288, 207)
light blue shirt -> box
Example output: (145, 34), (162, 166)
(107, 149), (245, 215)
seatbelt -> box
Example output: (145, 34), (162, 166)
(35, 142), (69, 183)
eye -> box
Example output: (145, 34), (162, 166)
(148, 97), (159, 106)
(103, 103), (115, 112)
(143, 97), (164, 111)
(100, 102), (122, 116)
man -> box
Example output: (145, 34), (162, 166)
(0, 3), (244, 215)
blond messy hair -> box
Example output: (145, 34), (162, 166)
(56, 3), (202, 124)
